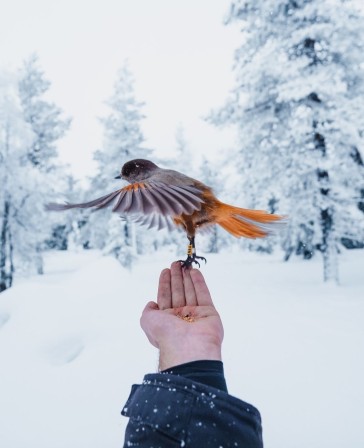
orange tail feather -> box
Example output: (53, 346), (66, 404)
(216, 202), (285, 239)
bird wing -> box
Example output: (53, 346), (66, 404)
(122, 213), (177, 232)
(45, 190), (121, 211)
(46, 181), (204, 217)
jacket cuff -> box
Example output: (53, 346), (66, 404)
(161, 360), (228, 392)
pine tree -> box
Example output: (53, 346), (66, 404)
(0, 106), (15, 291)
(0, 72), (34, 291)
(0, 58), (69, 292)
(85, 63), (150, 268)
(19, 55), (70, 171)
(211, 0), (364, 282)
(18, 55), (71, 274)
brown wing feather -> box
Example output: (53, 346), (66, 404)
(46, 181), (204, 219)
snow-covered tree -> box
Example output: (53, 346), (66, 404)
(85, 63), (150, 268)
(211, 0), (364, 282)
(0, 58), (70, 292)
(1, 72), (37, 291)
(18, 55), (71, 273)
(0, 81), (19, 292)
(19, 55), (71, 171)
(197, 157), (229, 254)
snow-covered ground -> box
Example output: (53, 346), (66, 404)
(0, 248), (363, 448)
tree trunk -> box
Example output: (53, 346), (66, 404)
(36, 245), (44, 275)
(130, 221), (137, 256)
(0, 200), (13, 292)
(208, 227), (219, 253)
(8, 222), (14, 288)
(316, 162), (339, 284)
(320, 207), (339, 283)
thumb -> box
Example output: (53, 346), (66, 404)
(140, 301), (159, 325)
(142, 300), (159, 314)
(140, 301), (160, 346)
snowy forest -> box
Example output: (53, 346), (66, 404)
(1, 0), (364, 292)
(1, 2), (364, 448)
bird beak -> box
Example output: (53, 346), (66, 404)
(114, 175), (121, 179)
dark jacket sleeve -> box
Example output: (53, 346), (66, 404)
(121, 363), (263, 447)
(161, 360), (228, 392)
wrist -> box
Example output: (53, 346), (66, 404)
(158, 338), (222, 371)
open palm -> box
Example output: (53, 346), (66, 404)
(140, 262), (224, 370)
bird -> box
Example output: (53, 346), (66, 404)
(47, 158), (285, 267)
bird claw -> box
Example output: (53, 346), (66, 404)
(179, 255), (207, 269)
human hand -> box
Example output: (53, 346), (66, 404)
(140, 262), (224, 371)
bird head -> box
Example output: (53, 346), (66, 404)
(115, 159), (159, 182)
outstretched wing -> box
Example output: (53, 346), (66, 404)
(45, 190), (121, 211)
(123, 213), (177, 232)
(46, 181), (204, 217)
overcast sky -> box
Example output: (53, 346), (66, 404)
(0, 0), (241, 179)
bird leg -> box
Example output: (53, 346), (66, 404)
(179, 236), (207, 269)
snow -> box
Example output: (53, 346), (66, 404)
(0, 248), (363, 447)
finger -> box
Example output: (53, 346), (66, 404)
(171, 261), (186, 308)
(182, 268), (197, 306)
(157, 269), (172, 310)
(190, 269), (214, 306)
